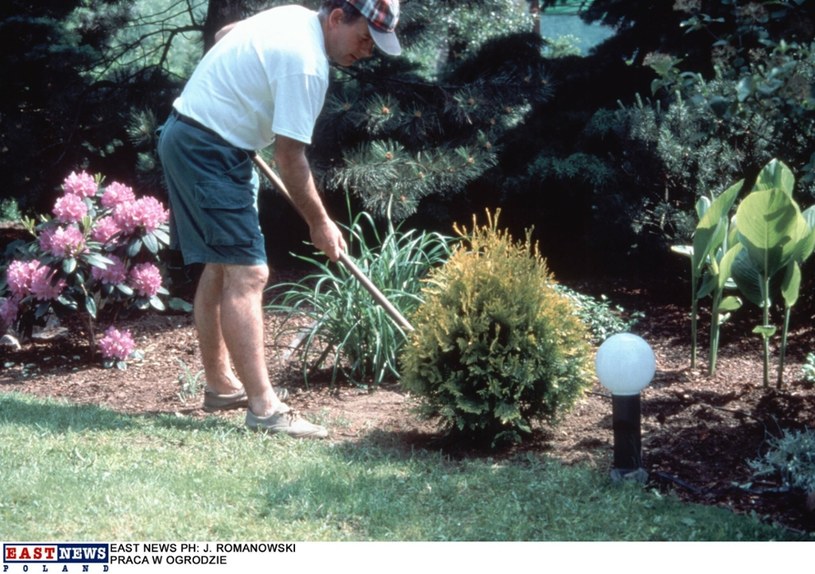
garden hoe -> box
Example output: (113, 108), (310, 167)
(251, 153), (414, 333)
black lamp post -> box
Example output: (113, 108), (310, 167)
(595, 333), (655, 481)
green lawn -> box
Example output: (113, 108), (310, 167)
(0, 392), (806, 541)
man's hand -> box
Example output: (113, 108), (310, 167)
(274, 136), (347, 262)
(310, 218), (347, 263)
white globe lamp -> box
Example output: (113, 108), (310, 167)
(596, 333), (656, 395)
(595, 333), (655, 479)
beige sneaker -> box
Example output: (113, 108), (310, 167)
(203, 387), (289, 412)
(246, 406), (328, 439)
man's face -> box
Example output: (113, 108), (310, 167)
(325, 9), (374, 67)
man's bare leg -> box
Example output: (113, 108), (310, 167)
(195, 262), (324, 436)
(194, 264), (244, 396)
(195, 262), (284, 415)
(218, 263), (283, 417)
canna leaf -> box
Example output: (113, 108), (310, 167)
(692, 180), (742, 274)
(717, 243), (742, 290)
(695, 196), (711, 219)
(752, 158), (795, 196)
(717, 295), (742, 312)
(670, 245), (693, 258)
(696, 272), (716, 299)
(780, 261), (801, 308)
(752, 325), (777, 338)
(735, 189), (808, 277)
(795, 205), (815, 262)
(730, 249), (764, 307)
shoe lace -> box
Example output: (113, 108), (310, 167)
(279, 408), (303, 424)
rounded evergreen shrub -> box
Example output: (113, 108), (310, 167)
(400, 210), (593, 446)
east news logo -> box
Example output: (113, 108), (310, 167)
(3, 544), (109, 573)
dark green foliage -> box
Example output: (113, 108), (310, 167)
(0, 1), (180, 214)
(8, 0), (814, 286)
(497, 1), (815, 275)
(400, 210), (593, 447)
(312, 2), (550, 222)
(487, 51), (654, 274)
(1, 2), (102, 212)
(588, 1), (815, 246)
(552, 283), (642, 345)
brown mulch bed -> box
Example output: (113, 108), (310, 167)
(1, 271), (814, 535)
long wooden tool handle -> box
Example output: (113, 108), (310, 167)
(252, 153), (415, 333)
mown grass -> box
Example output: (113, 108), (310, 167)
(0, 393), (807, 541)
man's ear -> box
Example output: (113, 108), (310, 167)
(328, 7), (345, 28)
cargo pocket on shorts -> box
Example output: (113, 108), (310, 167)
(195, 182), (257, 247)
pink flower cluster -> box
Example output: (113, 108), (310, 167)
(6, 260), (37, 298)
(30, 265), (66, 300)
(91, 254), (127, 285)
(113, 196), (169, 234)
(63, 171), (98, 199)
(129, 262), (163, 297)
(88, 258), (162, 296)
(91, 216), (120, 244)
(49, 172), (170, 244)
(100, 182), (136, 209)
(98, 326), (136, 361)
(53, 194), (88, 224)
(39, 225), (87, 258)
(6, 260), (66, 301)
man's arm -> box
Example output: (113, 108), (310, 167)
(274, 135), (346, 262)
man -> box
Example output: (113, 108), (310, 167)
(157, 1), (401, 438)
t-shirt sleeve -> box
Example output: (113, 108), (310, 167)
(271, 73), (327, 145)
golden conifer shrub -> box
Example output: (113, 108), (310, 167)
(400, 210), (593, 446)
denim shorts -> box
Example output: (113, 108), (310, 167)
(157, 112), (266, 266)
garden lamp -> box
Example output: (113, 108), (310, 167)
(595, 333), (656, 480)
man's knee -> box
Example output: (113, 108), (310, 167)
(223, 264), (269, 294)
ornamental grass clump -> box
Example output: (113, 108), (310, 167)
(400, 210), (593, 447)
(268, 205), (452, 389)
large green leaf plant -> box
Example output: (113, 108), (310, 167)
(729, 160), (815, 388)
(672, 180), (743, 374)
(674, 159), (815, 388)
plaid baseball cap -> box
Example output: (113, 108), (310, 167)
(346, 0), (401, 56)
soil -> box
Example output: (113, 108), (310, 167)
(2, 269), (814, 536)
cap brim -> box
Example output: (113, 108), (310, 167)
(369, 25), (401, 56)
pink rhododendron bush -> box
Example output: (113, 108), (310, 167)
(0, 171), (172, 369)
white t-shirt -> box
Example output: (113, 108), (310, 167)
(173, 5), (329, 150)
